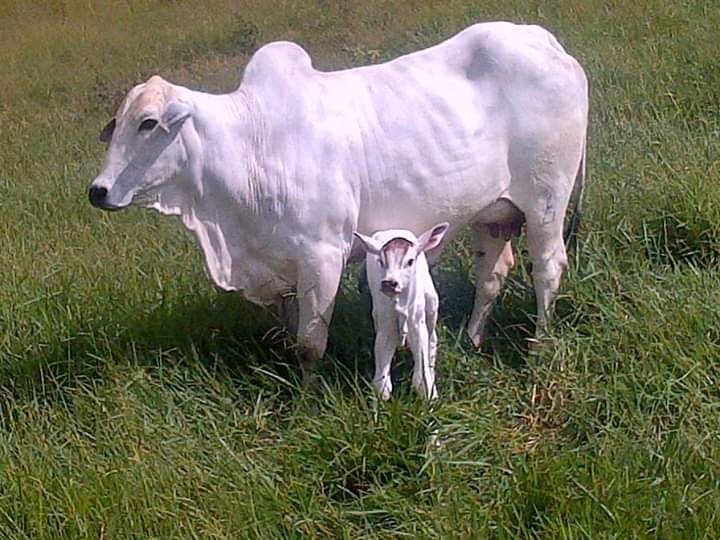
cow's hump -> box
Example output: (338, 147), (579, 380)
(242, 41), (314, 87)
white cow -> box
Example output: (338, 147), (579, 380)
(89, 22), (588, 381)
(355, 223), (448, 400)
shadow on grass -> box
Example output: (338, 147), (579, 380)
(431, 250), (538, 370)
(3, 255), (550, 404)
(2, 291), (288, 399)
(2, 271), (376, 403)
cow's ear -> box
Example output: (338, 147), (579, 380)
(160, 100), (192, 132)
(100, 118), (116, 143)
(353, 232), (383, 255)
(417, 222), (449, 252)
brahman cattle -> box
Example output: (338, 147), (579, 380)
(89, 22), (588, 381)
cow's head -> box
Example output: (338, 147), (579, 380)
(89, 76), (193, 211)
(354, 223), (448, 297)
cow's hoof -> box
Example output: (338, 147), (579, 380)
(297, 344), (321, 390)
(301, 368), (319, 389)
(467, 326), (487, 349)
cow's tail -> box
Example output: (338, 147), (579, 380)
(563, 137), (587, 251)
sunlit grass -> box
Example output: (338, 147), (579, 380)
(1, 0), (719, 537)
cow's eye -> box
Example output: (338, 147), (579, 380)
(378, 258), (385, 268)
(406, 258), (414, 268)
(139, 118), (158, 132)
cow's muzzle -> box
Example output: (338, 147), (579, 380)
(88, 185), (107, 207)
(88, 186), (121, 211)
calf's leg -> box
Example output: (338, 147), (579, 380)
(425, 294), (440, 399)
(408, 320), (436, 400)
(372, 322), (399, 400)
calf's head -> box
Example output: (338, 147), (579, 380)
(354, 223), (449, 297)
(89, 76), (193, 211)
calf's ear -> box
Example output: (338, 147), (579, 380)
(99, 118), (116, 143)
(353, 232), (384, 255)
(160, 100), (192, 132)
(417, 222), (449, 252)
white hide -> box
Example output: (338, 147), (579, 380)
(355, 225), (448, 400)
(89, 22), (588, 367)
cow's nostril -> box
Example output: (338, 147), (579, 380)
(88, 186), (108, 208)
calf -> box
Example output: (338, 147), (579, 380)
(355, 223), (449, 400)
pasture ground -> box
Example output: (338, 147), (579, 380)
(1, 1), (719, 537)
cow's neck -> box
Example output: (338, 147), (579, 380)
(149, 87), (283, 292)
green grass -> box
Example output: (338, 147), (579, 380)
(1, 0), (720, 537)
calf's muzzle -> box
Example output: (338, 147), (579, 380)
(381, 279), (399, 295)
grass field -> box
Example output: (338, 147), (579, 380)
(1, 0), (720, 537)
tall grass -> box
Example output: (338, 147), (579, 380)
(1, 0), (719, 537)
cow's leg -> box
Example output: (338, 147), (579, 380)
(526, 217), (567, 341)
(467, 225), (515, 348)
(295, 249), (344, 386)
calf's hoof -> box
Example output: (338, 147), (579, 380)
(527, 333), (552, 354)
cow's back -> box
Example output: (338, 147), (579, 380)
(238, 23), (588, 238)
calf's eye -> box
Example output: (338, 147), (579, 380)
(407, 258), (414, 267)
(138, 118), (158, 132)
